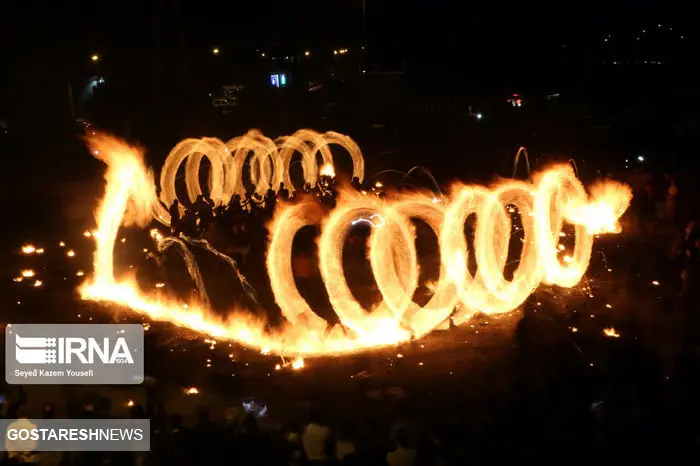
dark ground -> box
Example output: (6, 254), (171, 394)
(2, 81), (700, 464)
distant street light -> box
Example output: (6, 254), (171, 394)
(91, 54), (99, 62)
(212, 47), (220, 55)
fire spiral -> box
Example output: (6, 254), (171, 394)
(80, 133), (632, 356)
(153, 129), (364, 225)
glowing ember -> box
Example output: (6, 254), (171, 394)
(59, 241), (66, 247)
(291, 358), (305, 370)
(83, 231), (92, 238)
(184, 387), (199, 395)
(127, 400), (134, 407)
(36, 248), (44, 254)
(79, 132), (631, 357)
(76, 271), (85, 277)
(66, 250), (76, 257)
(21, 270), (35, 278)
(21, 245), (36, 254)
(603, 327), (620, 338)
(33, 280), (43, 287)
(651, 280), (659, 286)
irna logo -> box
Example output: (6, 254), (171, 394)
(15, 334), (135, 365)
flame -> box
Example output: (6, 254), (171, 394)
(320, 163), (335, 177)
(21, 270), (35, 278)
(21, 245), (36, 254)
(603, 327), (620, 338)
(80, 132), (631, 357)
(153, 129), (362, 225)
(291, 358), (305, 370)
(184, 387), (199, 395)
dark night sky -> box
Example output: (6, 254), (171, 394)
(1, 0), (692, 58)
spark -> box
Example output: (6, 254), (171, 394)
(651, 280), (659, 286)
(184, 387), (199, 395)
(21, 270), (35, 278)
(351, 213), (385, 228)
(59, 241), (66, 247)
(603, 327), (620, 338)
(292, 358), (305, 370)
(66, 250), (76, 257)
(33, 280), (43, 287)
(76, 271), (85, 277)
(155, 283), (165, 288)
(127, 400), (134, 407)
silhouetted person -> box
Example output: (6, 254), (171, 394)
(278, 182), (290, 201)
(303, 408), (330, 465)
(180, 208), (197, 237)
(167, 414), (191, 466)
(234, 414), (269, 466)
(265, 187), (277, 214)
(194, 194), (214, 230)
(386, 428), (417, 466)
(243, 192), (254, 213)
(192, 406), (223, 466)
(335, 422), (357, 463)
(228, 194), (243, 212)
(169, 200), (180, 234)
